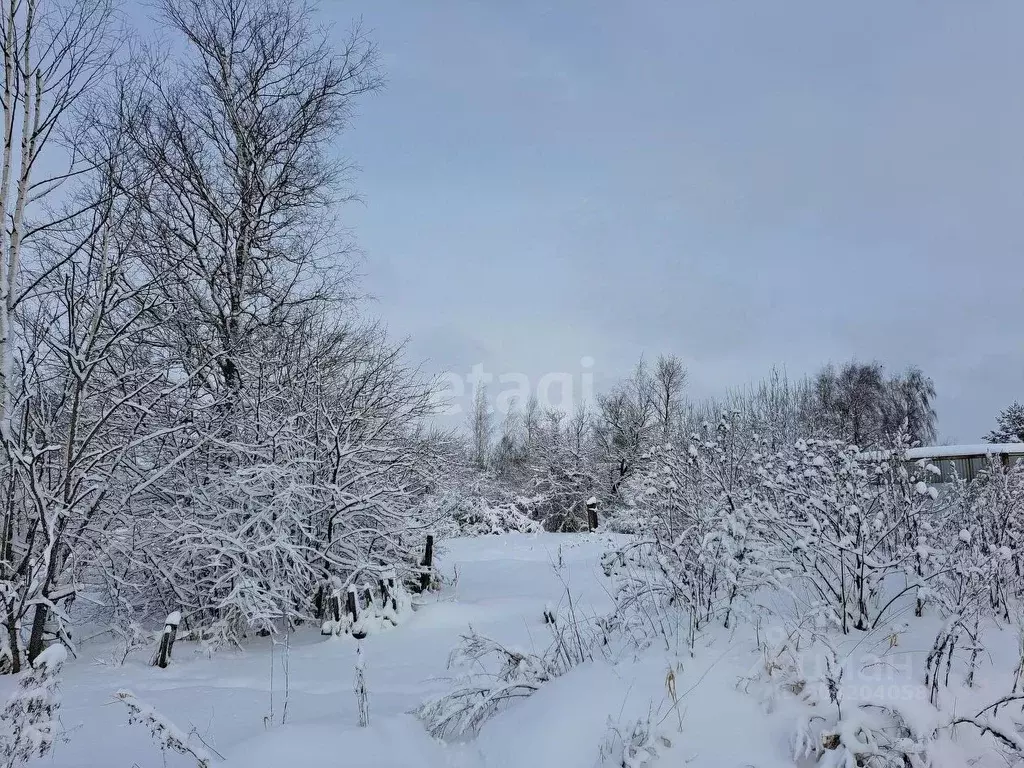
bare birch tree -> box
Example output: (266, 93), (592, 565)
(0, 0), (117, 444)
(0, 0), (120, 669)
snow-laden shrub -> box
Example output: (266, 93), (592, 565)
(607, 424), (965, 653)
(109, 411), (438, 649)
(0, 645), (67, 768)
(114, 690), (215, 768)
(417, 602), (599, 738)
(942, 456), (1024, 621)
(746, 620), (1024, 768)
(598, 709), (674, 768)
(600, 503), (648, 535)
(754, 434), (947, 633)
(417, 632), (567, 738)
(605, 415), (783, 651)
(745, 625), (937, 767)
(454, 497), (543, 537)
(421, 483), (543, 539)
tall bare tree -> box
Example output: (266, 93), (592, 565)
(814, 361), (937, 448)
(884, 366), (937, 445)
(468, 385), (491, 470)
(651, 354), (686, 440)
(125, 0), (380, 418)
(815, 361), (887, 447)
(596, 360), (655, 494)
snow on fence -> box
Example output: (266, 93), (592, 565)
(320, 576), (413, 639)
(146, 536), (438, 653)
(319, 533), (437, 639)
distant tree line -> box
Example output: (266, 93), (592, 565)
(459, 355), (941, 531)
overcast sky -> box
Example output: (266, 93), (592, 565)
(312, 0), (1024, 442)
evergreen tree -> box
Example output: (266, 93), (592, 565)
(986, 402), (1024, 443)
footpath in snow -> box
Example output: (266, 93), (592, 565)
(20, 533), (805, 767)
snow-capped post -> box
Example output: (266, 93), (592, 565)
(419, 534), (434, 592)
(151, 611), (181, 669)
(346, 585), (360, 625)
(347, 585), (368, 639)
(586, 497), (599, 532)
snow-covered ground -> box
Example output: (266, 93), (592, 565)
(24, 534), (634, 767)
(8, 531), (1022, 767)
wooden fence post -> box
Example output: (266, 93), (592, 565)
(586, 497), (599, 532)
(346, 585), (360, 624)
(420, 534), (434, 592)
(313, 582), (324, 620)
(152, 611), (181, 669)
(347, 585), (368, 639)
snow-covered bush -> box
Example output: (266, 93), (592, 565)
(599, 501), (649, 535)
(417, 632), (565, 738)
(757, 434), (945, 633)
(114, 690), (214, 768)
(103, 354), (441, 648)
(605, 422), (982, 661)
(920, 499), (1011, 705)
(746, 624), (937, 767)
(417, 600), (600, 738)
(606, 415), (781, 650)
(449, 497), (543, 537)
(944, 456), (1024, 621)
(598, 711), (673, 768)
(419, 471), (545, 539)
(0, 645), (67, 768)
(746, 617), (1024, 767)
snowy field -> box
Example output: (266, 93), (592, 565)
(2, 1), (1021, 767)
(6, 531), (1022, 768)
(19, 534), (637, 768)
(2, 532), (788, 768)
